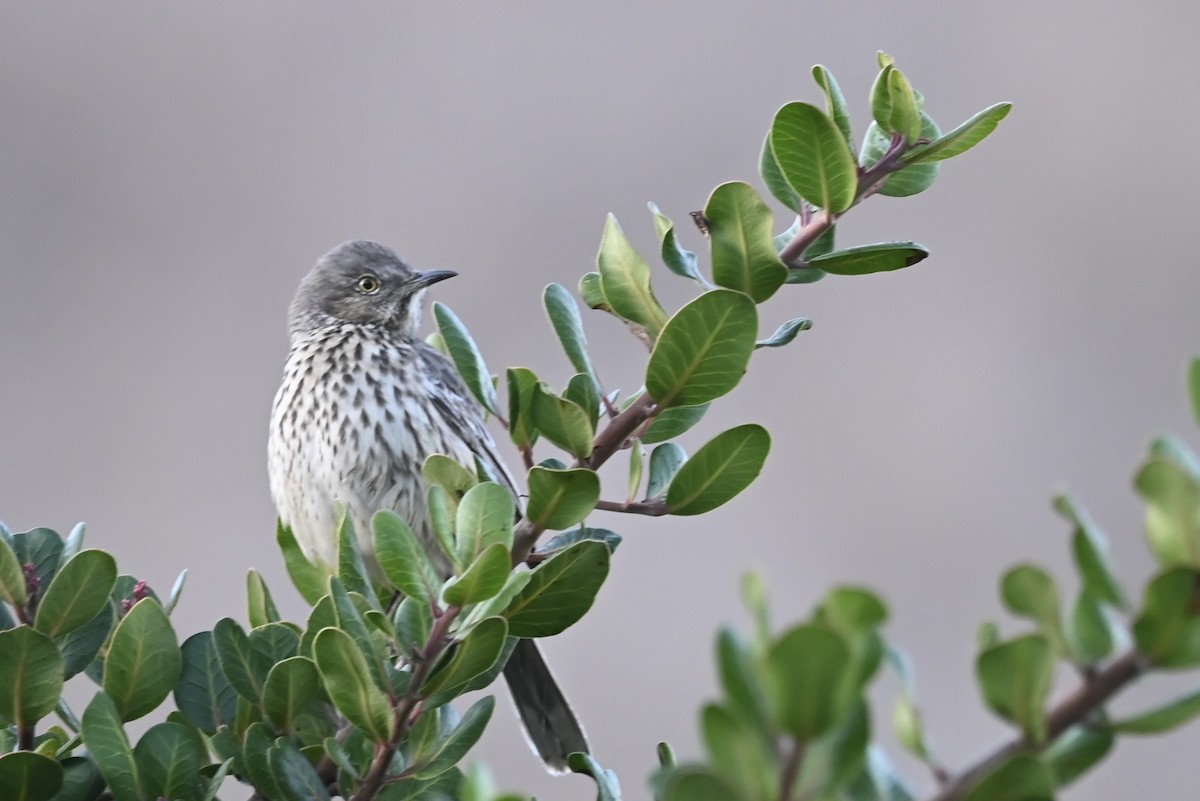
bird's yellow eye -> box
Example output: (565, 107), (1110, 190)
(356, 275), (380, 294)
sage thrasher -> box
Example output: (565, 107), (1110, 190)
(268, 240), (588, 771)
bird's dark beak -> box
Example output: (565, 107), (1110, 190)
(413, 269), (458, 289)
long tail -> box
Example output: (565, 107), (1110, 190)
(502, 638), (590, 773)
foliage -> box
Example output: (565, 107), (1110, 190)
(12, 52), (1194, 801)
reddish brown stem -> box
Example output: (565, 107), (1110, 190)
(350, 607), (462, 801)
(926, 649), (1147, 801)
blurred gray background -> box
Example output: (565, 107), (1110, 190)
(2, 3), (1197, 799)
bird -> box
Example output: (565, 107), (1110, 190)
(267, 239), (589, 772)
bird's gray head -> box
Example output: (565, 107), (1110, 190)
(288, 240), (456, 340)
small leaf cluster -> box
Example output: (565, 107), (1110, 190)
(0, 523), (194, 801)
(432, 53), (1008, 554)
(0, 53), (1016, 801)
(0, 489), (613, 800)
(645, 359), (1200, 801)
(652, 578), (904, 801)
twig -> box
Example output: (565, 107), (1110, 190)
(510, 394), (658, 564)
(594, 499), (667, 516)
(777, 132), (911, 269)
(585, 394), (657, 470)
(925, 649), (1147, 801)
(350, 606), (462, 801)
(778, 738), (806, 801)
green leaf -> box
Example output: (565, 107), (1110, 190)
(567, 753), (623, 801)
(32, 549), (116, 639)
(164, 569), (187, 616)
(766, 624), (853, 739)
(81, 692), (142, 801)
(1132, 567), (1200, 667)
(770, 102), (858, 213)
(820, 586), (889, 632)
(531, 383), (595, 459)
(1190, 357), (1200, 427)
(578, 271), (609, 311)
(960, 754), (1054, 801)
(975, 634), (1054, 742)
(902, 102), (1013, 164)
(506, 367), (541, 450)
(538, 527), (622, 555)
(893, 695), (930, 761)
(0, 626), (62, 730)
(374, 510), (440, 603)
(564, 372), (602, 432)
(174, 631), (236, 734)
(263, 656), (322, 733)
(1108, 687), (1200, 734)
(333, 504), (379, 610)
(134, 721), (208, 801)
(455, 482), (516, 566)
(1150, 436), (1200, 481)
(649, 203), (705, 284)
(1136, 456), (1200, 569)
(10, 528), (63, 595)
(646, 290), (757, 409)
(808, 242), (929, 275)
(1066, 589), (1116, 664)
(0, 752), (63, 801)
(1000, 564), (1067, 654)
(1044, 724), (1112, 788)
(885, 67), (921, 143)
(628, 438), (645, 501)
(1054, 494), (1128, 609)
(428, 486), (457, 568)
(313, 627), (393, 741)
(433, 302), (501, 417)
(104, 598), (181, 721)
(202, 758), (233, 801)
(756, 318), (812, 349)
(61, 522), (85, 561)
(642, 403), (708, 444)
(715, 627), (769, 730)
(812, 65), (854, 152)
(504, 540), (610, 637)
(666, 424), (770, 515)
(443, 543), (511, 607)
(268, 740), (332, 801)
(424, 453), (479, 500)
(327, 577), (386, 690)
(544, 283), (596, 380)
(647, 442), (687, 499)
(860, 116), (942, 197)
(870, 63), (896, 137)
(59, 601), (113, 680)
(597, 213), (668, 338)
(276, 521), (327, 606)
(213, 617), (271, 703)
(421, 616), (508, 698)
(412, 696), (495, 779)
(0, 532), (27, 610)
(701, 703), (776, 798)
(742, 572), (771, 646)
(393, 595), (432, 660)
(796, 697), (871, 794)
(245, 570), (280, 629)
(527, 466), (601, 530)
(760, 132), (804, 212)
(241, 722), (285, 799)
(704, 181), (787, 303)
(663, 767), (742, 801)
(55, 757), (106, 801)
